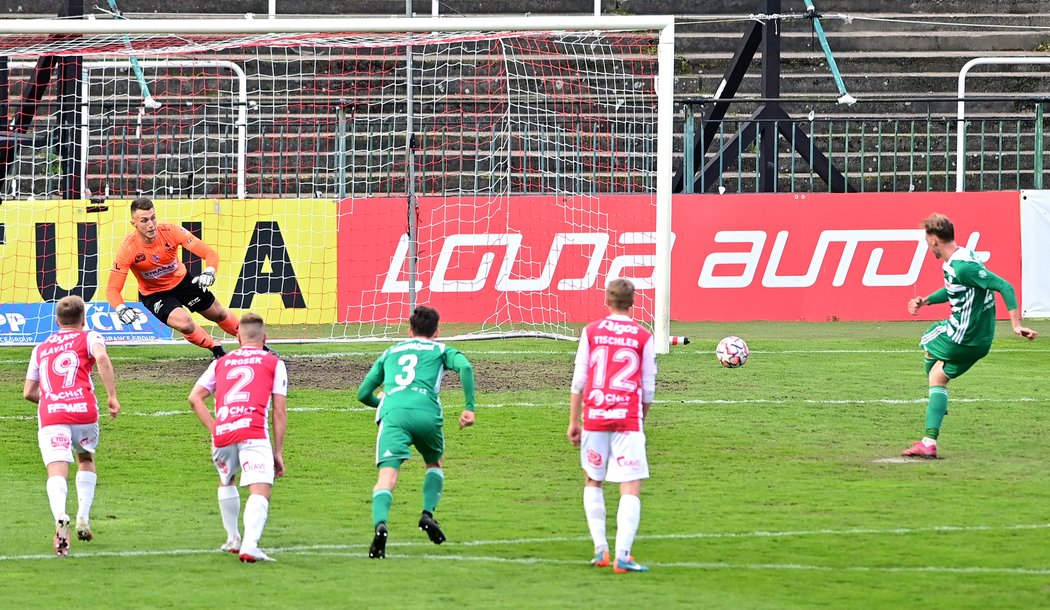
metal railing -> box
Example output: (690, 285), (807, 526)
(677, 96), (1050, 194)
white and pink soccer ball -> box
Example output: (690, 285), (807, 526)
(716, 336), (749, 368)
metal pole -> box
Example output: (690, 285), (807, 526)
(682, 105), (694, 193)
(654, 22), (675, 354)
(1036, 101), (1044, 190)
(801, 0), (855, 105)
(956, 57), (1050, 191)
(406, 0), (419, 311)
(336, 106), (347, 199)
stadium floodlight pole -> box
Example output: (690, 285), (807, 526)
(955, 56), (1050, 192)
(801, 0), (855, 106)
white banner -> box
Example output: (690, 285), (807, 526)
(1021, 191), (1050, 317)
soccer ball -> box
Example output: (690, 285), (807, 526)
(716, 336), (749, 368)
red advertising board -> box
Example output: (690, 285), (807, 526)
(337, 192), (1021, 322)
(337, 195), (660, 323)
(672, 192), (1020, 321)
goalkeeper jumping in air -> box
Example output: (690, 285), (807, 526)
(106, 197), (240, 358)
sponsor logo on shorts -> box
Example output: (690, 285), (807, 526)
(187, 297), (200, 306)
(81, 435), (98, 446)
(215, 459), (229, 475)
(153, 301), (163, 314)
(615, 455), (641, 469)
(586, 449), (603, 467)
(241, 460), (269, 473)
(51, 434), (71, 450)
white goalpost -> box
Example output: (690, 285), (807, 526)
(0, 16), (675, 353)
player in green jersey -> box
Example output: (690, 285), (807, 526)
(902, 213), (1038, 458)
(357, 306), (477, 558)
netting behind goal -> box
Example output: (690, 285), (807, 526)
(0, 20), (669, 344)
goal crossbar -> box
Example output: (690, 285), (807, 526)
(0, 16), (674, 36)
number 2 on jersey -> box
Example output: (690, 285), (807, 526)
(225, 366), (255, 404)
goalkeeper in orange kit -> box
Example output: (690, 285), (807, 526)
(106, 197), (240, 358)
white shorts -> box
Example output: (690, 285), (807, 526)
(38, 423), (100, 466)
(211, 439), (275, 487)
(580, 430), (649, 483)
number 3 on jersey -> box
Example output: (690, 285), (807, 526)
(394, 353), (418, 387)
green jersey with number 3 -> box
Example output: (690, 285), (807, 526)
(360, 338), (476, 418)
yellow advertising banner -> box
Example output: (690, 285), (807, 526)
(0, 199), (337, 326)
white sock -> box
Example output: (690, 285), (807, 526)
(46, 476), (69, 524)
(75, 471), (97, 524)
(615, 494), (641, 562)
(217, 486), (241, 542)
(583, 486), (607, 552)
(922, 437), (937, 447)
(241, 494), (270, 551)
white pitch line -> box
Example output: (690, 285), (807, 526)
(2, 346), (1049, 365)
(294, 551), (1050, 576)
(2, 396), (1047, 422)
(3, 522), (1049, 563)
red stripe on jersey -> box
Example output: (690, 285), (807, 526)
(581, 317), (652, 432)
(212, 347), (280, 447)
(35, 330), (99, 427)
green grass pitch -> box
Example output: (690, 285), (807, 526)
(1, 320), (1049, 609)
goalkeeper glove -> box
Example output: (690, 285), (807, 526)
(115, 304), (138, 325)
(192, 267), (216, 290)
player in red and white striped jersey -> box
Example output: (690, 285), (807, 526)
(568, 278), (656, 573)
(24, 296), (121, 557)
(189, 312), (288, 563)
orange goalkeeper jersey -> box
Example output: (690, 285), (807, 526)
(106, 223), (220, 306)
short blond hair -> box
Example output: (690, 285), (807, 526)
(606, 278), (635, 311)
(239, 312), (266, 342)
(56, 296), (85, 326)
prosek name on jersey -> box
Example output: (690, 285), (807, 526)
(222, 356), (265, 366)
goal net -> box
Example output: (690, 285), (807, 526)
(0, 17), (674, 350)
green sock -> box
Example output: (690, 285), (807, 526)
(924, 386), (949, 440)
(422, 468), (444, 514)
(372, 489), (393, 527)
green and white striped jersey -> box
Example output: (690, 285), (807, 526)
(934, 248), (1017, 347)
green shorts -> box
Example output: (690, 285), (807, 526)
(375, 408), (444, 468)
(920, 321), (990, 379)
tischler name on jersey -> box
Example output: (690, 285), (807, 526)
(597, 320), (639, 335)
